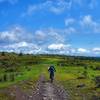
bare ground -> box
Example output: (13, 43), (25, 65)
(0, 75), (69, 100)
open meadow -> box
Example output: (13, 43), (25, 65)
(0, 52), (100, 100)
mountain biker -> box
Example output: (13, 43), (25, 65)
(48, 65), (56, 83)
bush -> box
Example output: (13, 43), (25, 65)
(94, 76), (100, 88)
(0, 77), (3, 82)
(10, 73), (15, 81)
(3, 74), (7, 82)
(82, 70), (88, 78)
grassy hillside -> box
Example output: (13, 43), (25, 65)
(0, 52), (100, 100)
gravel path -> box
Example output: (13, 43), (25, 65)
(42, 82), (63, 100)
(14, 75), (69, 100)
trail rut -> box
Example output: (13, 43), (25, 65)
(15, 75), (69, 100)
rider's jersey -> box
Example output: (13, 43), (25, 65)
(48, 66), (56, 76)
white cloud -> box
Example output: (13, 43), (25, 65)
(70, 48), (76, 54)
(77, 48), (90, 53)
(73, 0), (99, 9)
(49, 0), (72, 14)
(0, 26), (33, 43)
(80, 15), (95, 26)
(8, 42), (30, 48)
(93, 48), (100, 51)
(48, 43), (71, 50)
(48, 28), (65, 43)
(22, 0), (99, 16)
(34, 30), (46, 41)
(80, 15), (100, 33)
(27, 5), (38, 15)
(92, 48), (100, 54)
(25, 0), (72, 15)
(0, 31), (17, 41)
(33, 28), (66, 44)
(5, 41), (38, 49)
(65, 15), (100, 34)
(64, 27), (76, 34)
(2, 41), (41, 54)
(65, 18), (75, 26)
(1, 25), (100, 56)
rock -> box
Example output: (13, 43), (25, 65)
(96, 84), (100, 88)
(43, 97), (46, 99)
(77, 84), (86, 88)
(10, 93), (15, 96)
(29, 95), (32, 98)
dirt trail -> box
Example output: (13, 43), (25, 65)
(43, 82), (60, 100)
(14, 75), (69, 100)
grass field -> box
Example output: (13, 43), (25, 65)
(0, 53), (100, 100)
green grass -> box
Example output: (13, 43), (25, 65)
(0, 54), (100, 100)
(0, 65), (42, 88)
(54, 66), (100, 100)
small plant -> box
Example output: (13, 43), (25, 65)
(3, 74), (7, 82)
(0, 77), (3, 82)
(84, 65), (88, 70)
(94, 76), (100, 88)
(82, 70), (88, 78)
(11, 73), (15, 81)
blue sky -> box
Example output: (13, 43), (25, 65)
(0, 0), (100, 56)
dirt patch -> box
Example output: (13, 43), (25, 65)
(29, 75), (69, 100)
(0, 75), (69, 100)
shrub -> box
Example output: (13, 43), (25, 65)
(94, 76), (100, 88)
(3, 74), (7, 82)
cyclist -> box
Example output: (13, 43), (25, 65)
(48, 65), (56, 83)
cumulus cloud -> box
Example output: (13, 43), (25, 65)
(25, 0), (72, 15)
(92, 48), (100, 54)
(0, 26), (68, 54)
(21, 0), (99, 17)
(48, 43), (71, 50)
(65, 15), (100, 34)
(24, 0), (99, 16)
(33, 28), (66, 44)
(80, 15), (96, 27)
(49, 0), (72, 14)
(47, 43), (72, 54)
(0, 31), (17, 42)
(0, 25), (100, 56)
(77, 48), (90, 53)
(7, 41), (37, 48)
(76, 47), (100, 55)
(34, 30), (46, 41)
(93, 48), (100, 51)
(73, 0), (99, 9)
(1, 41), (40, 54)
(48, 28), (65, 43)
(64, 27), (76, 34)
(80, 15), (100, 33)
(0, 26), (33, 43)
(65, 18), (75, 26)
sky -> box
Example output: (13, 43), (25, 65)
(0, 0), (100, 56)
